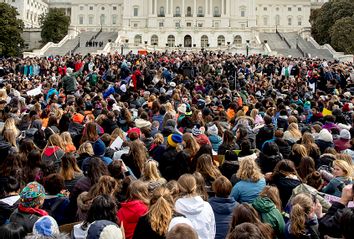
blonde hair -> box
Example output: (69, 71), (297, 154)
(152, 133), (164, 146)
(236, 158), (263, 182)
(45, 134), (64, 149)
(250, 109), (259, 120)
(333, 160), (353, 179)
(148, 187), (174, 236)
(182, 133), (200, 158)
(287, 123), (302, 140)
(77, 142), (94, 156)
(289, 193), (313, 236)
(143, 160), (162, 181)
(3, 129), (18, 148)
(292, 144), (308, 158)
(61, 132), (74, 148)
(3, 117), (19, 136)
(301, 132), (315, 145)
(177, 174), (197, 197)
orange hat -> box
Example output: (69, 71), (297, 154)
(72, 113), (85, 124)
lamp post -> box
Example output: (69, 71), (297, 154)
(246, 40), (250, 56)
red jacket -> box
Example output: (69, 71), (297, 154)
(117, 200), (148, 239)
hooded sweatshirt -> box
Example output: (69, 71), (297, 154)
(117, 200), (148, 239)
(252, 196), (285, 238)
(208, 135), (223, 152)
(208, 197), (238, 239)
(175, 196), (215, 239)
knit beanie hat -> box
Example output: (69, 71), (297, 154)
(20, 182), (45, 208)
(33, 216), (59, 237)
(339, 129), (351, 140)
(192, 125), (201, 137)
(72, 113), (85, 124)
(93, 138), (106, 156)
(207, 124), (218, 136)
(87, 220), (123, 239)
(167, 134), (183, 148)
(318, 129), (333, 143)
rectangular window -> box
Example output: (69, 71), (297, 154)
(175, 22), (180, 28)
(263, 7), (267, 11)
(113, 6), (117, 10)
(80, 6), (84, 11)
(198, 23), (203, 27)
(288, 7), (292, 11)
(79, 16), (84, 25)
(134, 7), (138, 16)
(89, 6), (93, 10)
(112, 15), (117, 25)
(241, 11), (245, 17)
(133, 23), (138, 27)
(288, 18), (292, 25)
(159, 22), (164, 27)
(89, 16), (93, 24)
(298, 7), (302, 11)
(186, 22), (192, 27)
(298, 19), (302, 26)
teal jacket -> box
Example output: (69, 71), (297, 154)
(252, 196), (285, 238)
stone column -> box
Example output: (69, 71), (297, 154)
(221, 0), (224, 16)
(182, 0), (185, 16)
(194, 0), (197, 16)
(210, 0), (213, 16)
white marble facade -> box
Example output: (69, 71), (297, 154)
(2, 0), (48, 28)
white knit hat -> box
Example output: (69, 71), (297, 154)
(207, 124), (218, 136)
(339, 129), (351, 140)
(318, 129), (333, 142)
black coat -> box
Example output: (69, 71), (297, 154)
(158, 147), (178, 180)
(319, 202), (347, 238)
(271, 176), (301, 209)
(132, 215), (165, 239)
(256, 125), (274, 149)
(257, 153), (283, 174)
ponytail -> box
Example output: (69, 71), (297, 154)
(149, 187), (174, 236)
(290, 203), (306, 236)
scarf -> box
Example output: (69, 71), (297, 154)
(18, 204), (48, 217)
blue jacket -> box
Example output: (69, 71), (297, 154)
(209, 135), (222, 152)
(230, 178), (266, 203)
(208, 197), (238, 239)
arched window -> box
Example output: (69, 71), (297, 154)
(217, 35), (225, 46)
(187, 6), (192, 16)
(263, 16), (268, 26)
(275, 15), (280, 25)
(198, 6), (203, 15)
(159, 6), (165, 16)
(151, 35), (158, 45)
(201, 35), (208, 48)
(134, 35), (142, 46)
(214, 6), (220, 16)
(240, 6), (246, 17)
(233, 35), (242, 46)
(167, 35), (175, 47)
(100, 14), (105, 25)
(175, 6), (180, 16)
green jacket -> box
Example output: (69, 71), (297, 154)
(252, 196), (285, 238)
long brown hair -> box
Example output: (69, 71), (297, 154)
(81, 122), (98, 143)
(289, 193), (313, 236)
(128, 141), (148, 175)
(196, 154), (221, 181)
(59, 153), (82, 180)
(259, 185), (282, 211)
(126, 180), (149, 205)
(148, 187), (174, 236)
(182, 133), (200, 158)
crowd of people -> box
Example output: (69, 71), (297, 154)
(0, 50), (353, 239)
